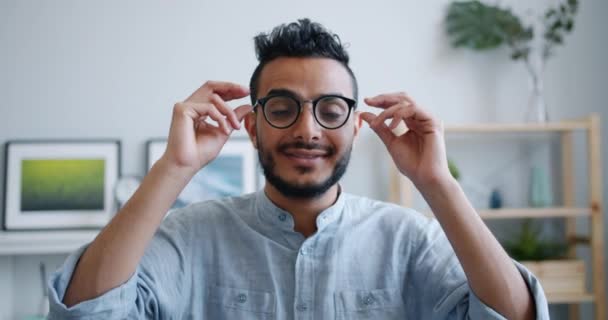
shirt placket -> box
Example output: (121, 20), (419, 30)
(293, 237), (316, 320)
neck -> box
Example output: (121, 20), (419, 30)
(264, 183), (339, 237)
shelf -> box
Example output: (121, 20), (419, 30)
(393, 114), (606, 319)
(421, 207), (591, 219)
(478, 207), (591, 219)
(445, 120), (588, 133)
(547, 293), (595, 304)
(0, 230), (98, 255)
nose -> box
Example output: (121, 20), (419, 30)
(291, 102), (321, 141)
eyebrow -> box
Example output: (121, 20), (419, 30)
(265, 88), (347, 100)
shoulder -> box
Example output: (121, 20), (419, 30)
(159, 193), (257, 234)
(342, 193), (431, 226)
(340, 193), (440, 243)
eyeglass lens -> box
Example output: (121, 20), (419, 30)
(263, 96), (349, 128)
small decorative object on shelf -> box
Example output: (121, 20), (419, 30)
(38, 262), (49, 316)
(504, 219), (567, 261)
(445, 0), (579, 122)
(489, 188), (503, 209)
(530, 165), (553, 207)
(21, 262), (49, 320)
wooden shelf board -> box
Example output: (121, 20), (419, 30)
(445, 121), (588, 133)
(0, 230), (98, 255)
(547, 292), (595, 304)
(478, 207), (591, 219)
(421, 207), (591, 219)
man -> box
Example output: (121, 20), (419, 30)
(48, 19), (548, 319)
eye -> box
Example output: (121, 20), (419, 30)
(317, 97), (348, 123)
(270, 109), (293, 118)
(319, 111), (342, 121)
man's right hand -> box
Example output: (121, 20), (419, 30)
(62, 81), (253, 308)
(162, 81), (253, 176)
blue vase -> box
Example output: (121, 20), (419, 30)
(530, 166), (553, 207)
(489, 188), (503, 209)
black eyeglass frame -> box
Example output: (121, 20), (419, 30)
(254, 94), (357, 130)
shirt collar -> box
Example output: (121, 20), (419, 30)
(255, 187), (346, 233)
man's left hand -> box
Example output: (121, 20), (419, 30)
(360, 92), (452, 188)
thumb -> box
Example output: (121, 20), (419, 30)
(234, 104), (254, 122)
(361, 112), (394, 147)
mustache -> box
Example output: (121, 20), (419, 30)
(277, 141), (335, 156)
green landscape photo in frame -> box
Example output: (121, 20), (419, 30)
(20, 159), (105, 211)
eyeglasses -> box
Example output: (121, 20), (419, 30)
(254, 94), (356, 130)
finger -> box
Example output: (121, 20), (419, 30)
(360, 112), (395, 147)
(364, 92), (409, 109)
(392, 107), (421, 129)
(186, 81), (249, 103)
(388, 115), (402, 130)
(181, 101), (231, 135)
(359, 112), (376, 124)
(370, 104), (401, 127)
(371, 102), (415, 128)
(209, 94), (241, 129)
(234, 104), (254, 122)
(202, 105), (231, 135)
(406, 117), (440, 134)
(206, 81), (250, 101)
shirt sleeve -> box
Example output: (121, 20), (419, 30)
(46, 211), (193, 320)
(405, 217), (550, 320)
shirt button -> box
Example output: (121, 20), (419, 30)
(278, 213), (287, 221)
(363, 295), (374, 306)
(300, 248), (307, 255)
(296, 303), (308, 311)
(236, 293), (247, 303)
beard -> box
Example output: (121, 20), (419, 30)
(257, 137), (351, 199)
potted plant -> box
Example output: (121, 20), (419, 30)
(445, 0), (579, 122)
(503, 219), (586, 296)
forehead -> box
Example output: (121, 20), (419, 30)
(257, 57), (354, 99)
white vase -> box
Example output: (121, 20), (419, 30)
(524, 51), (549, 123)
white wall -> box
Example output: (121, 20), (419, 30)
(0, 0), (606, 319)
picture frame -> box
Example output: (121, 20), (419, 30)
(2, 140), (121, 230)
(146, 137), (257, 208)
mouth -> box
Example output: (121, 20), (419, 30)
(281, 148), (329, 165)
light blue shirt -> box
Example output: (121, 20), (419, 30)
(48, 190), (549, 319)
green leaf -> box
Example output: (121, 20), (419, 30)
(551, 20), (563, 31)
(445, 1), (526, 51)
(568, 0), (578, 13)
(448, 158), (460, 180)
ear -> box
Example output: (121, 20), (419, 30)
(352, 110), (363, 138)
(350, 111), (363, 149)
(244, 111), (258, 149)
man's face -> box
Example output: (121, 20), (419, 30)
(246, 57), (361, 199)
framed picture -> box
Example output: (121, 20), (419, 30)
(2, 140), (121, 230)
(146, 137), (257, 208)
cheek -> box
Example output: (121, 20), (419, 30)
(330, 132), (353, 152)
(257, 128), (282, 152)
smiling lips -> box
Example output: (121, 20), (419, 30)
(282, 148), (328, 165)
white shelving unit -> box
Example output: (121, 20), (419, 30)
(0, 230), (97, 255)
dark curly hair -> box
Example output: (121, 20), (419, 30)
(249, 19), (358, 104)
